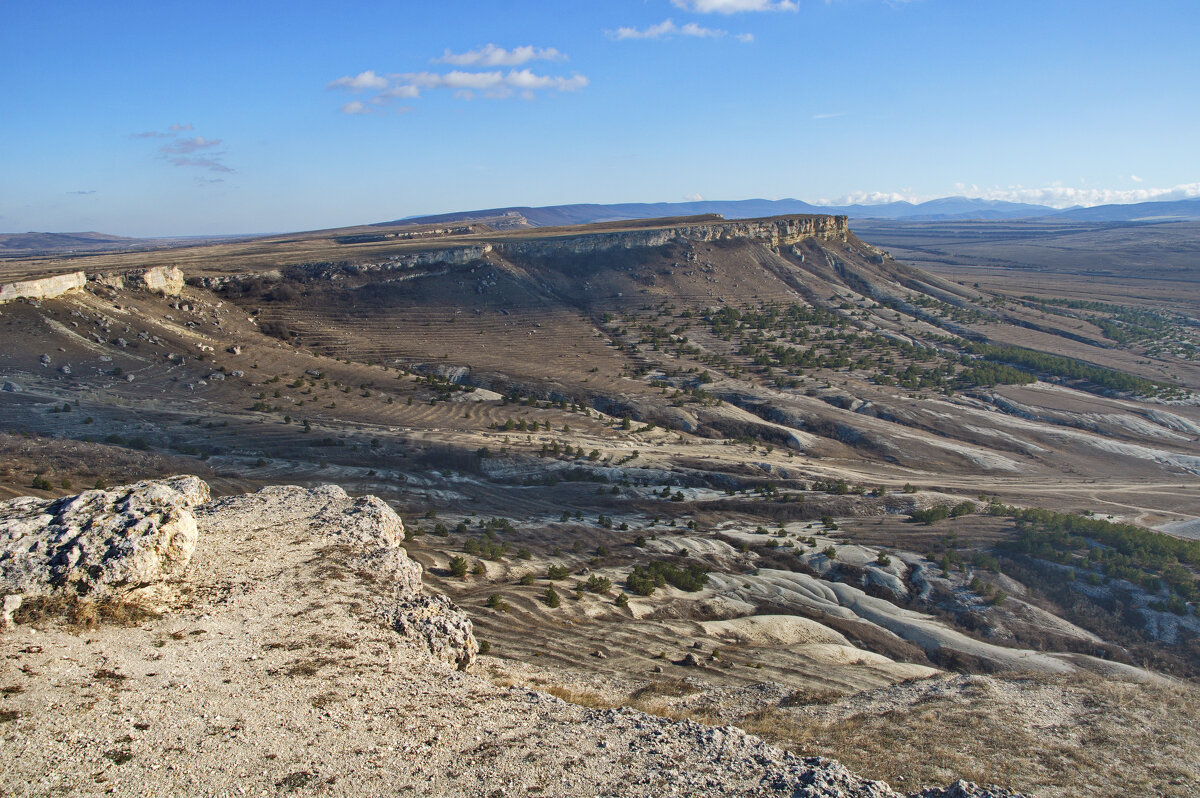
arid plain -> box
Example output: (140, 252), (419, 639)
(2, 212), (1199, 796)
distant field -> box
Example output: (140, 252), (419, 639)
(855, 218), (1200, 281)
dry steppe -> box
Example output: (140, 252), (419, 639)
(2, 213), (1199, 795)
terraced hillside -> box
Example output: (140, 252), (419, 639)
(2, 213), (1199, 795)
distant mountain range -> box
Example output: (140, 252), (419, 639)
(392, 195), (1200, 227)
(7, 196), (1200, 257)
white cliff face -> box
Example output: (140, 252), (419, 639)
(496, 215), (849, 259)
(0, 271), (88, 304)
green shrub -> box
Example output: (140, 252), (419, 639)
(585, 575), (612, 594)
(627, 561), (709, 596)
(448, 556), (468, 577)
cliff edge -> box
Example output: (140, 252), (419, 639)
(0, 479), (1020, 797)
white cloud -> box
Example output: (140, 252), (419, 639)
(1131, 174), (1144, 183)
(672, 0), (797, 13)
(684, 193), (705, 201)
(812, 112), (843, 119)
(378, 84), (421, 100)
(829, 190), (914, 205)
(821, 182), (1200, 209)
(609, 19), (731, 39)
(434, 44), (564, 67)
(960, 182), (1200, 208)
(327, 70), (389, 92)
(736, 32), (755, 42)
(168, 123), (194, 132)
(329, 48), (586, 112)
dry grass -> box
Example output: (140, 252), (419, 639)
(736, 673), (1200, 797)
(527, 671), (1199, 796)
(13, 593), (156, 630)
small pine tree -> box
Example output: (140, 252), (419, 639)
(543, 586), (560, 607)
(448, 556), (468, 577)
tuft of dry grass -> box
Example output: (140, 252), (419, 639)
(13, 593), (156, 630)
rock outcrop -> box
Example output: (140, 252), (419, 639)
(0, 476), (209, 610)
(0, 270), (87, 304)
(0, 479), (475, 668)
(135, 264), (185, 295)
(194, 482), (476, 668)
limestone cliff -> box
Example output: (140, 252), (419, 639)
(495, 214), (848, 259)
(0, 271), (87, 304)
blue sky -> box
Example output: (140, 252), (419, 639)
(2, 0), (1198, 236)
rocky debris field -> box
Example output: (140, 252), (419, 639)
(0, 478), (1020, 797)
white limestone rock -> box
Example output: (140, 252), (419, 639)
(0, 271), (87, 304)
(0, 476), (210, 611)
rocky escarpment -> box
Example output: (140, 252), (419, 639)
(1, 265), (184, 306)
(194, 214), (850, 288)
(0, 270), (88, 304)
(494, 214), (848, 259)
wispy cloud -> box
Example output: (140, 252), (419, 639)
(1130, 174), (1144, 183)
(132, 125), (233, 173)
(168, 157), (233, 173)
(609, 19), (740, 40)
(329, 48), (588, 111)
(812, 112), (844, 119)
(434, 44), (564, 67)
(160, 136), (222, 155)
(67, 190), (96, 195)
(671, 0), (798, 13)
(684, 192), (705, 201)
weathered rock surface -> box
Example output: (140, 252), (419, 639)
(384, 593), (478, 670)
(195, 482), (472, 667)
(0, 270), (87, 304)
(0, 475), (209, 610)
(135, 264), (185, 295)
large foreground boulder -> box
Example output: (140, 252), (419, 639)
(0, 476), (209, 611)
